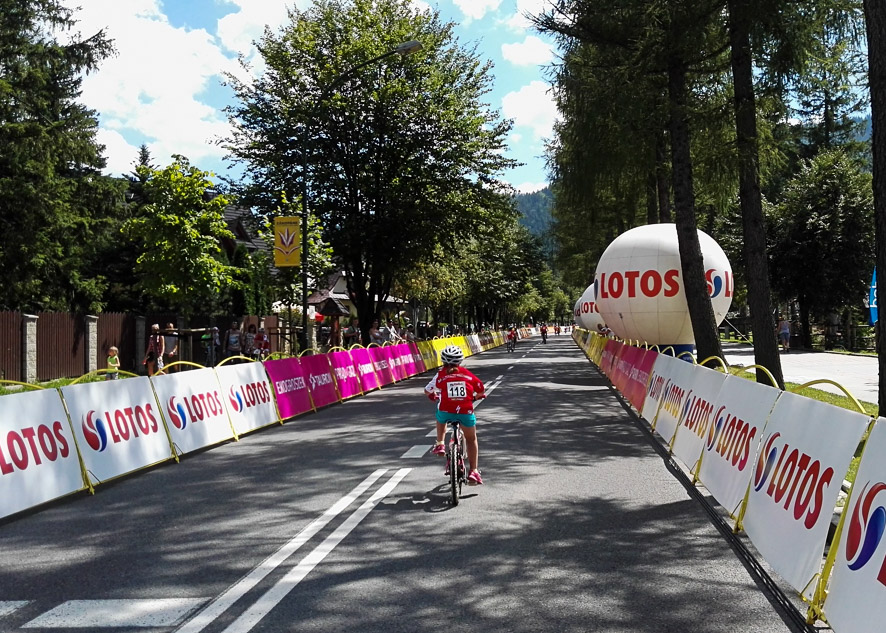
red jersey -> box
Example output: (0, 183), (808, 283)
(425, 366), (485, 415)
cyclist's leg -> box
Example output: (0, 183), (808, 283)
(461, 425), (478, 473)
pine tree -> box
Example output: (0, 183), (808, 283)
(0, 0), (120, 312)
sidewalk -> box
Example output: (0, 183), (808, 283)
(720, 342), (878, 406)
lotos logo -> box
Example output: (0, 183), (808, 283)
(845, 481), (886, 585)
(228, 385), (244, 412)
(680, 392), (715, 439)
(705, 269), (734, 298)
(1, 422), (71, 474)
(167, 396), (189, 430)
(705, 405), (756, 472)
(753, 432), (834, 529)
(598, 269), (680, 300)
(82, 411), (109, 452)
(167, 391), (225, 430)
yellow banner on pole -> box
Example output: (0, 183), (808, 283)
(273, 216), (301, 267)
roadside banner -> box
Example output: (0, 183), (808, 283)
(408, 342), (426, 374)
(600, 339), (621, 378)
(417, 341), (437, 371)
(61, 377), (174, 485)
(696, 375), (782, 517)
(388, 345), (408, 381)
(299, 354), (340, 409)
(0, 389), (86, 519)
(622, 348), (657, 411)
(741, 391), (869, 599)
(214, 363), (278, 436)
(670, 365), (728, 473)
(264, 357), (313, 419)
(350, 347), (380, 392)
(824, 417), (886, 632)
(328, 350), (362, 399)
(394, 343), (416, 377)
(645, 354), (696, 446)
(152, 368), (235, 455)
(369, 346), (395, 386)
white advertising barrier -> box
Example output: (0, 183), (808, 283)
(646, 354), (697, 447)
(742, 391), (869, 599)
(640, 353), (676, 420)
(696, 375), (782, 517)
(823, 417), (886, 633)
(670, 365), (728, 474)
(61, 377), (174, 485)
(214, 363), (279, 436)
(151, 368), (236, 456)
(0, 389), (87, 519)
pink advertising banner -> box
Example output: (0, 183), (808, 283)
(369, 346), (395, 386)
(299, 354), (340, 409)
(263, 357), (313, 420)
(623, 348), (657, 410)
(389, 344), (408, 381)
(397, 343), (416, 377)
(350, 347), (380, 392)
(328, 351), (362, 399)
(408, 342), (426, 374)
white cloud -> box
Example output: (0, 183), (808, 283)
(95, 129), (141, 176)
(65, 1), (240, 172)
(501, 80), (556, 140)
(501, 35), (553, 66)
(514, 181), (548, 193)
(216, 0), (294, 59)
(452, 0), (503, 22)
(505, 0), (551, 30)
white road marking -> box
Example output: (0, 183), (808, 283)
(401, 445), (430, 458)
(23, 599), (207, 628)
(222, 469), (412, 633)
(0, 601), (29, 617)
(174, 469), (388, 633)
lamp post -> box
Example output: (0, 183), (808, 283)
(299, 40), (422, 351)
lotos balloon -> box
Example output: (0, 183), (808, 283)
(577, 281), (605, 332)
(595, 224), (732, 345)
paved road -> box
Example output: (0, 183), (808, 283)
(721, 342), (878, 405)
(0, 336), (807, 632)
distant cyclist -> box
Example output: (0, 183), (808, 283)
(424, 344), (485, 485)
(507, 327), (517, 352)
(540, 323), (548, 343)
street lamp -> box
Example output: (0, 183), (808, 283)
(300, 40), (423, 350)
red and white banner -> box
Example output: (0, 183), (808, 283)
(61, 377), (174, 485)
(620, 347), (657, 411)
(299, 353), (340, 409)
(350, 347), (381, 392)
(670, 365), (728, 473)
(151, 368), (235, 455)
(369, 347), (395, 386)
(214, 363), (278, 436)
(742, 391), (868, 599)
(328, 350), (362, 400)
(0, 389), (86, 519)
(646, 355), (696, 446)
(264, 357), (313, 419)
(823, 417), (886, 633)
(696, 375), (782, 517)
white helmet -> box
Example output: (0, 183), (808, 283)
(440, 345), (464, 365)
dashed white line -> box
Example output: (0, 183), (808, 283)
(401, 445), (430, 458)
(221, 468), (412, 633)
(0, 601), (29, 617)
(24, 599), (207, 628)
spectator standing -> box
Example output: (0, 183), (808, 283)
(144, 323), (165, 376)
(223, 321), (244, 361)
(369, 319), (385, 345)
(106, 346), (120, 380)
(343, 317), (361, 347)
(244, 324), (257, 357)
(404, 324), (416, 342)
(202, 327), (221, 366)
(164, 322), (179, 372)
(777, 316), (792, 352)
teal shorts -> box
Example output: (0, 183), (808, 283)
(435, 410), (477, 428)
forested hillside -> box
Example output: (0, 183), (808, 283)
(514, 187), (553, 236)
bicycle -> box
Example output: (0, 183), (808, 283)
(506, 336), (516, 352)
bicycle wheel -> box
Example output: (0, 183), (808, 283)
(457, 432), (467, 493)
(449, 440), (460, 506)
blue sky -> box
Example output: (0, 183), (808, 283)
(67, 0), (558, 193)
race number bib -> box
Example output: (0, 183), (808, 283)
(447, 381), (468, 400)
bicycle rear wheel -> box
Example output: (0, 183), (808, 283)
(449, 440), (460, 506)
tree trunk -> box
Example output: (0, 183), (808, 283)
(646, 171), (659, 224)
(799, 298), (811, 349)
(864, 0), (886, 410)
(728, 0), (785, 388)
(668, 59), (723, 361)
(656, 131), (672, 223)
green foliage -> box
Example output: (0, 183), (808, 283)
(768, 149), (874, 319)
(0, 0), (122, 312)
(123, 156), (237, 315)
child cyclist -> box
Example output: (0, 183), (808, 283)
(424, 344), (486, 485)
